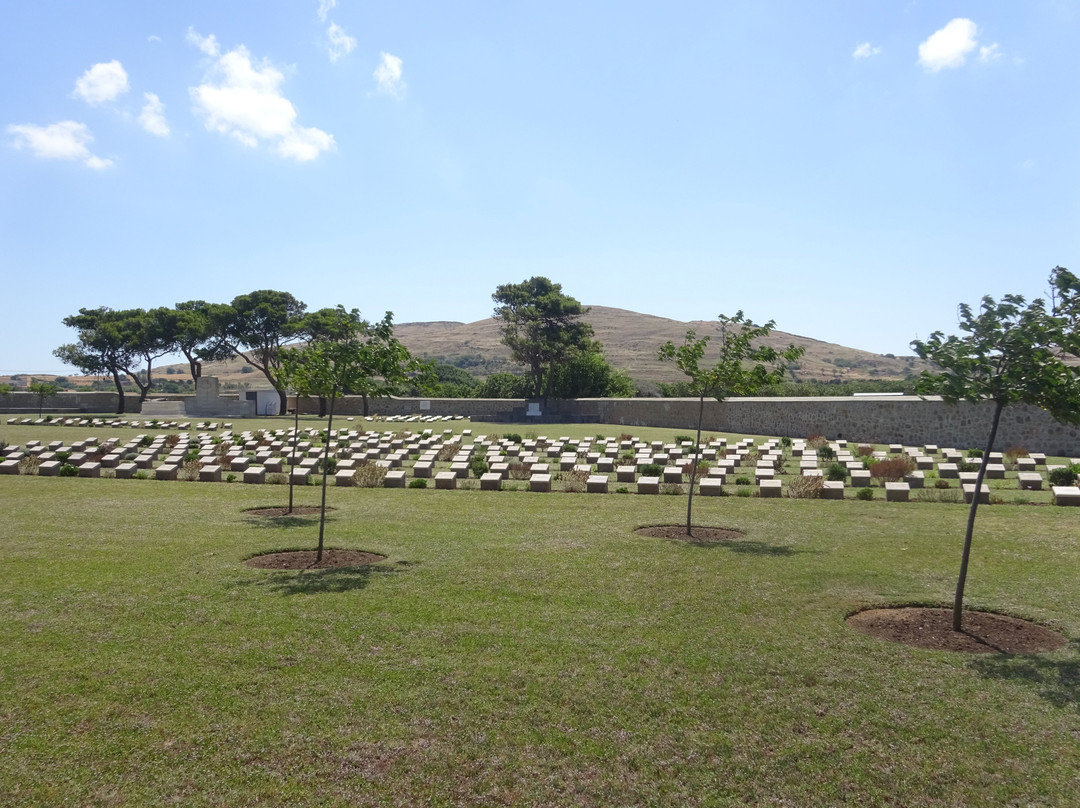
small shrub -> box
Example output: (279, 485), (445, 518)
(18, 456), (41, 475)
(674, 434), (694, 445)
(225, 473), (237, 483)
(826, 462), (848, 482)
(508, 462), (531, 480)
(856, 487), (874, 501)
(436, 444), (457, 462)
(314, 456), (338, 475)
(685, 462), (710, 479)
(806, 434), (827, 450)
(619, 451), (636, 462)
(856, 444), (874, 458)
(179, 459), (202, 481)
(785, 476), (824, 499)
(459, 478), (476, 490)
(1048, 465), (1080, 487)
(615, 486), (630, 494)
(660, 483), (683, 495)
(780, 436), (792, 447)
(868, 456), (916, 483)
(133, 470), (151, 480)
(772, 455), (787, 474)
(503, 433), (523, 444)
(736, 487), (752, 497)
(562, 468), (589, 493)
(735, 476), (752, 486)
(1004, 446), (1029, 466)
(55, 450), (71, 464)
(934, 479), (952, 489)
(183, 448), (200, 464)
(641, 462), (663, 477)
(164, 434), (181, 448)
(266, 472), (288, 485)
(353, 461), (388, 488)
(139, 435), (154, 447)
(956, 460), (978, 473)
(408, 478), (427, 489)
(743, 449), (761, 465)
(469, 457), (489, 478)
(618, 433), (634, 442)
(59, 463), (79, 477)
(967, 448), (983, 458)
(817, 445), (836, 461)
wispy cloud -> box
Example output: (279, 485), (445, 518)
(139, 93), (170, 137)
(317, 0), (337, 22)
(853, 42), (881, 59)
(918, 18), (979, 71)
(73, 60), (129, 104)
(373, 52), (405, 97)
(148, 34), (161, 43)
(186, 27), (220, 57)
(979, 43), (1001, 63)
(188, 36), (334, 161)
(326, 22), (356, 62)
(7, 121), (112, 169)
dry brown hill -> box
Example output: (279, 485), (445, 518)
(82, 305), (925, 388)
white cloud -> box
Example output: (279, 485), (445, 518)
(139, 93), (170, 137)
(918, 18), (979, 71)
(317, 0), (337, 22)
(853, 42), (881, 59)
(186, 27), (220, 57)
(326, 22), (356, 62)
(979, 43), (1001, 62)
(73, 60), (129, 104)
(7, 121), (112, 169)
(188, 39), (334, 161)
(148, 34), (161, 43)
(373, 52), (405, 97)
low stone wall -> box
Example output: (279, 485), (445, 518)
(0, 391), (142, 414)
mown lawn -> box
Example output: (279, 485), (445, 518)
(1, 455), (1078, 805)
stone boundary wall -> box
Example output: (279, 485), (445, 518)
(0, 391), (142, 414)
(3, 392), (1077, 455)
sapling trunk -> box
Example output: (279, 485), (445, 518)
(685, 390), (705, 537)
(316, 388), (337, 562)
(287, 397), (299, 514)
(952, 400), (1004, 632)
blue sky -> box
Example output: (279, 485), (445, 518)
(3, 1), (1078, 375)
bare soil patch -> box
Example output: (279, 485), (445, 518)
(244, 549), (386, 570)
(635, 525), (744, 542)
(847, 607), (1066, 654)
(244, 506), (330, 517)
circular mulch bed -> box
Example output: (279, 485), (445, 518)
(634, 525), (744, 542)
(243, 549), (386, 570)
(243, 506), (332, 517)
(847, 607), (1066, 654)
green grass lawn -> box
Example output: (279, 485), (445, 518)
(1, 467), (1078, 806)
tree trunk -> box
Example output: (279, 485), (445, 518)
(952, 400), (1004, 632)
(318, 396), (327, 418)
(112, 369), (126, 414)
(685, 391), (706, 537)
(316, 390), (337, 562)
(361, 393), (369, 416)
(276, 387), (288, 417)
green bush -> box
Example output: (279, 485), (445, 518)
(856, 487), (874, 501)
(408, 478), (427, 489)
(826, 462), (849, 482)
(502, 433), (522, 444)
(735, 476), (752, 486)
(818, 445), (836, 461)
(641, 463), (663, 477)
(967, 448), (983, 458)
(780, 436), (792, 447)
(59, 464), (78, 477)
(1048, 465), (1080, 487)
(470, 457), (489, 478)
(615, 487), (630, 494)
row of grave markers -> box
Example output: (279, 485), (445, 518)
(3, 427), (1079, 505)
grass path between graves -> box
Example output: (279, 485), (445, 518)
(1, 470), (1079, 805)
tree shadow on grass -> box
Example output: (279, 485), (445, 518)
(243, 515), (336, 530)
(969, 638), (1080, 712)
(239, 562), (406, 596)
(683, 539), (807, 556)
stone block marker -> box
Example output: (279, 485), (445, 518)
(938, 463), (958, 479)
(699, 478), (724, 497)
(885, 482), (910, 502)
(199, 465), (222, 483)
(962, 484), (991, 505)
(903, 471), (924, 489)
(636, 476), (660, 495)
(334, 469), (355, 487)
(1051, 486), (1080, 506)
(759, 479), (782, 498)
(821, 481), (845, 499)
(529, 473), (552, 493)
(480, 472), (502, 491)
(155, 464), (178, 481)
(850, 470), (871, 488)
(1017, 472), (1043, 490)
(586, 475), (609, 494)
(663, 466), (683, 484)
(0, 460), (18, 475)
(413, 460), (434, 478)
(38, 460), (61, 476)
(616, 465), (637, 483)
(245, 467), (267, 484)
(115, 462), (137, 479)
(384, 470), (407, 488)
(434, 471), (457, 490)
(984, 463), (1007, 479)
